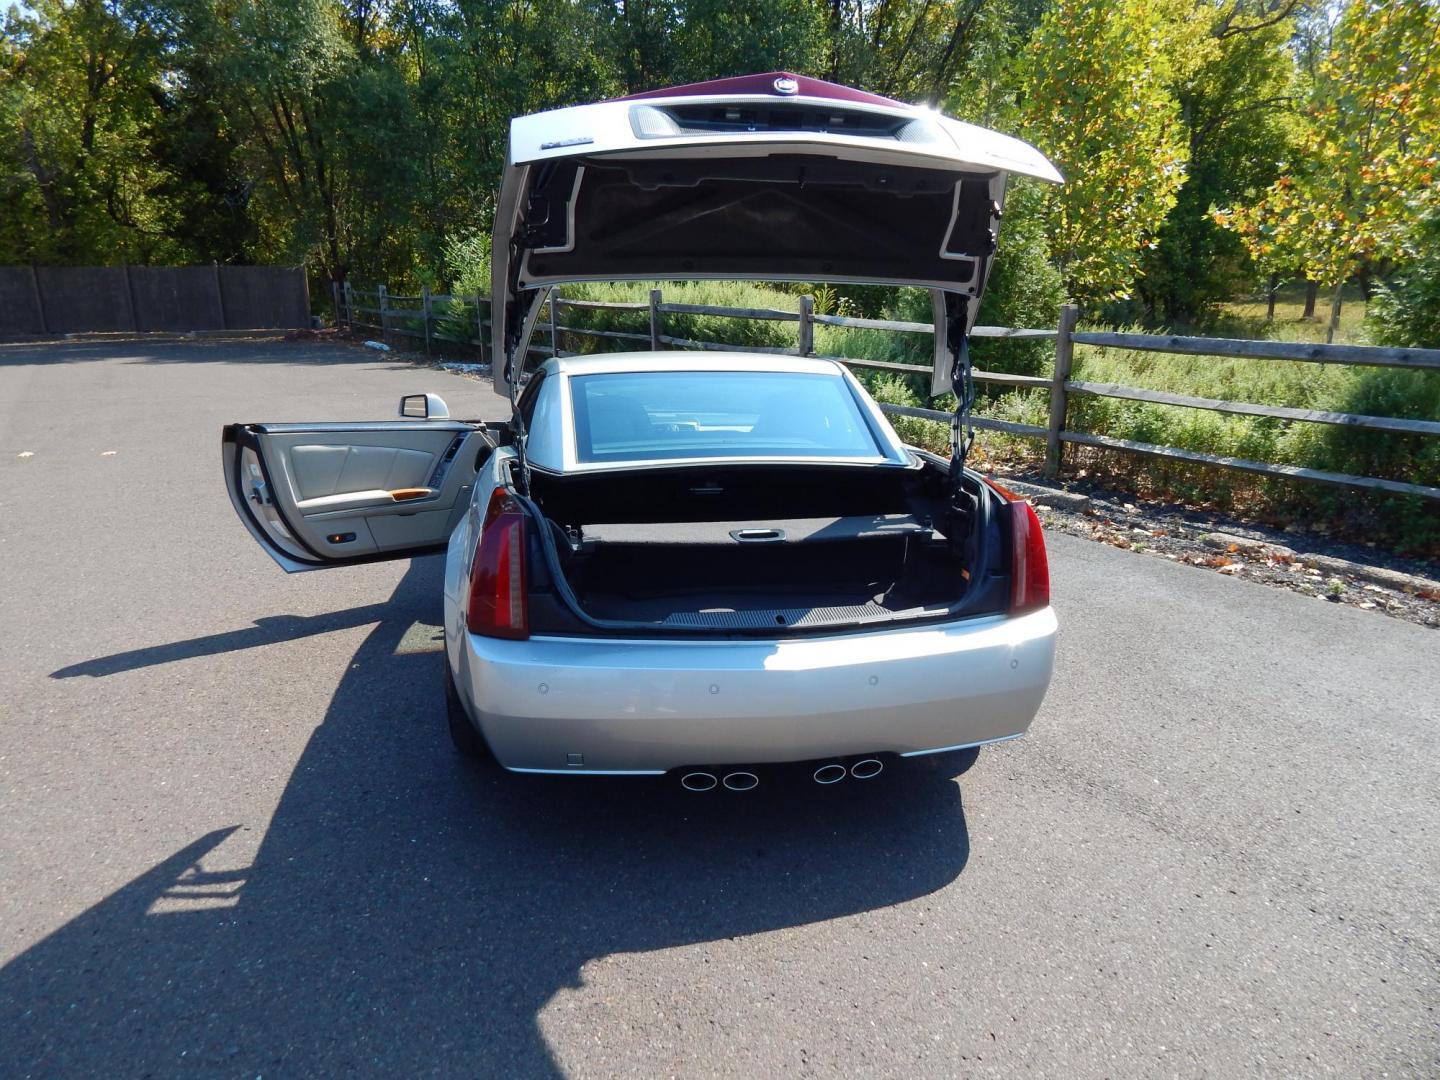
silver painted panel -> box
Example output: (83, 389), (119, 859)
(456, 608), (1057, 773)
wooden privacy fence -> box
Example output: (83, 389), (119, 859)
(0, 265), (310, 336)
(337, 283), (1440, 503)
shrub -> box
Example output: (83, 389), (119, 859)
(442, 229), (491, 297)
(971, 178), (1065, 377)
(1367, 211), (1440, 349)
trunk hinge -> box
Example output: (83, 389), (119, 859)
(500, 236), (545, 497)
(943, 293), (981, 561)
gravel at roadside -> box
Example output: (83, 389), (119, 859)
(996, 474), (1440, 628)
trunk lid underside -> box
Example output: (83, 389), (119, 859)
(491, 76), (1061, 396)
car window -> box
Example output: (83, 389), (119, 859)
(569, 370), (882, 463)
(516, 371), (545, 430)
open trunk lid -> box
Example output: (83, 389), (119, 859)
(491, 72), (1060, 398)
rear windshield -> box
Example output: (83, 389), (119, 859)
(569, 370), (883, 463)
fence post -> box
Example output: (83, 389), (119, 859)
(331, 280), (341, 330)
(344, 281), (354, 331)
(422, 285), (432, 356)
(649, 288), (662, 350)
(798, 294), (814, 356)
(378, 284), (388, 344)
(476, 292), (487, 365)
(1045, 303), (1079, 479)
(549, 287), (561, 357)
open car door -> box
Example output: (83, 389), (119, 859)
(222, 399), (494, 572)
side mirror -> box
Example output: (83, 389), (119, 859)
(399, 393), (451, 420)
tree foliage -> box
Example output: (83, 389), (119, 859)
(1136, 2), (1300, 324)
(1014, 0), (1208, 303)
(0, 0), (1435, 343)
(2, 0), (178, 261)
(1367, 209), (1440, 349)
(1216, 0), (1440, 336)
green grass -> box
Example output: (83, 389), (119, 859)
(1214, 280), (1369, 345)
(556, 280), (803, 354)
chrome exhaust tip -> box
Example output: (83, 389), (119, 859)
(722, 771), (759, 792)
(850, 758), (884, 780)
(681, 771), (718, 792)
(813, 763), (847, 785)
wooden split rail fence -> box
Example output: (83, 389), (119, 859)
(336, 282), (1440, 503)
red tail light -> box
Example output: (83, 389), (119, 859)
(466, 489), (529, 639)
(1008, 498), (1050, 615)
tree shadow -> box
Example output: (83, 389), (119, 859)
(4, 559), (975, 1076)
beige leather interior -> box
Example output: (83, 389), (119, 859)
(291, 444), (435, 503)
(249, 424), (479, 558)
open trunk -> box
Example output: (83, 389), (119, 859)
(525, 460), (1010, 635)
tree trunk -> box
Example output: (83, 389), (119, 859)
(1266, 272), (1277, 322)
(1302, 279), (1318, 319)
(1326, 282), (1343, 344)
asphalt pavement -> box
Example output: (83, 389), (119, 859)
(1, 337), (1436, 1077)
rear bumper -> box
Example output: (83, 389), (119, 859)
(455, 608), (1056, 774)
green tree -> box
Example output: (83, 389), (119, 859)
(1136, 1), (1300, 324)
(827, 0), (995, 104)
(0, 0), (179, 263)
(1014, 0), (1204, 304)
(1217, 0), (1440, 341)
(1367, 209), (1440, 348)
(666, 0), (826, 84)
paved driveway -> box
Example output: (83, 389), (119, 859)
(1, 338), (1436, 1077)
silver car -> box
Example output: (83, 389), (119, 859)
(223, 72), (1061, 788)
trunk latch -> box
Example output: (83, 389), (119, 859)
(730, 528), (786, 543)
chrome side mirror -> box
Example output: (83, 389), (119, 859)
(400, 393), (450, 420)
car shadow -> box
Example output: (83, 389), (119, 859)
(4, 559), (976, 1076)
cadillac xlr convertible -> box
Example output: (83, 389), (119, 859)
(223, 73), (1062, 790)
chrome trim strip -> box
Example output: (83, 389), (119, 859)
(899, 732), (1023, 757)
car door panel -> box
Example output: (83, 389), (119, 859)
(223, 420), (491, 571)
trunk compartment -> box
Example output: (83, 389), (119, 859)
(526, 461), (1008, 635)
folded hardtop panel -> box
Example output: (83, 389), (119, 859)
(578, 513), (939, 546)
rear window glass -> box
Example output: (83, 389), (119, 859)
(569, 370), (882, 463)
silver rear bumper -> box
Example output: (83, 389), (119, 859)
(455, 608), (1057, 774)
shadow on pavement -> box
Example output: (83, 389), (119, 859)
(0, 337), (416, 368)
(51, 607), (400, 679)
(5, 559), (974, 1076)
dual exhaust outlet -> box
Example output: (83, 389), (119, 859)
(680, 770), (758, 792)
(814, 758), (884, 784)
(679, 758), (884, 792)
